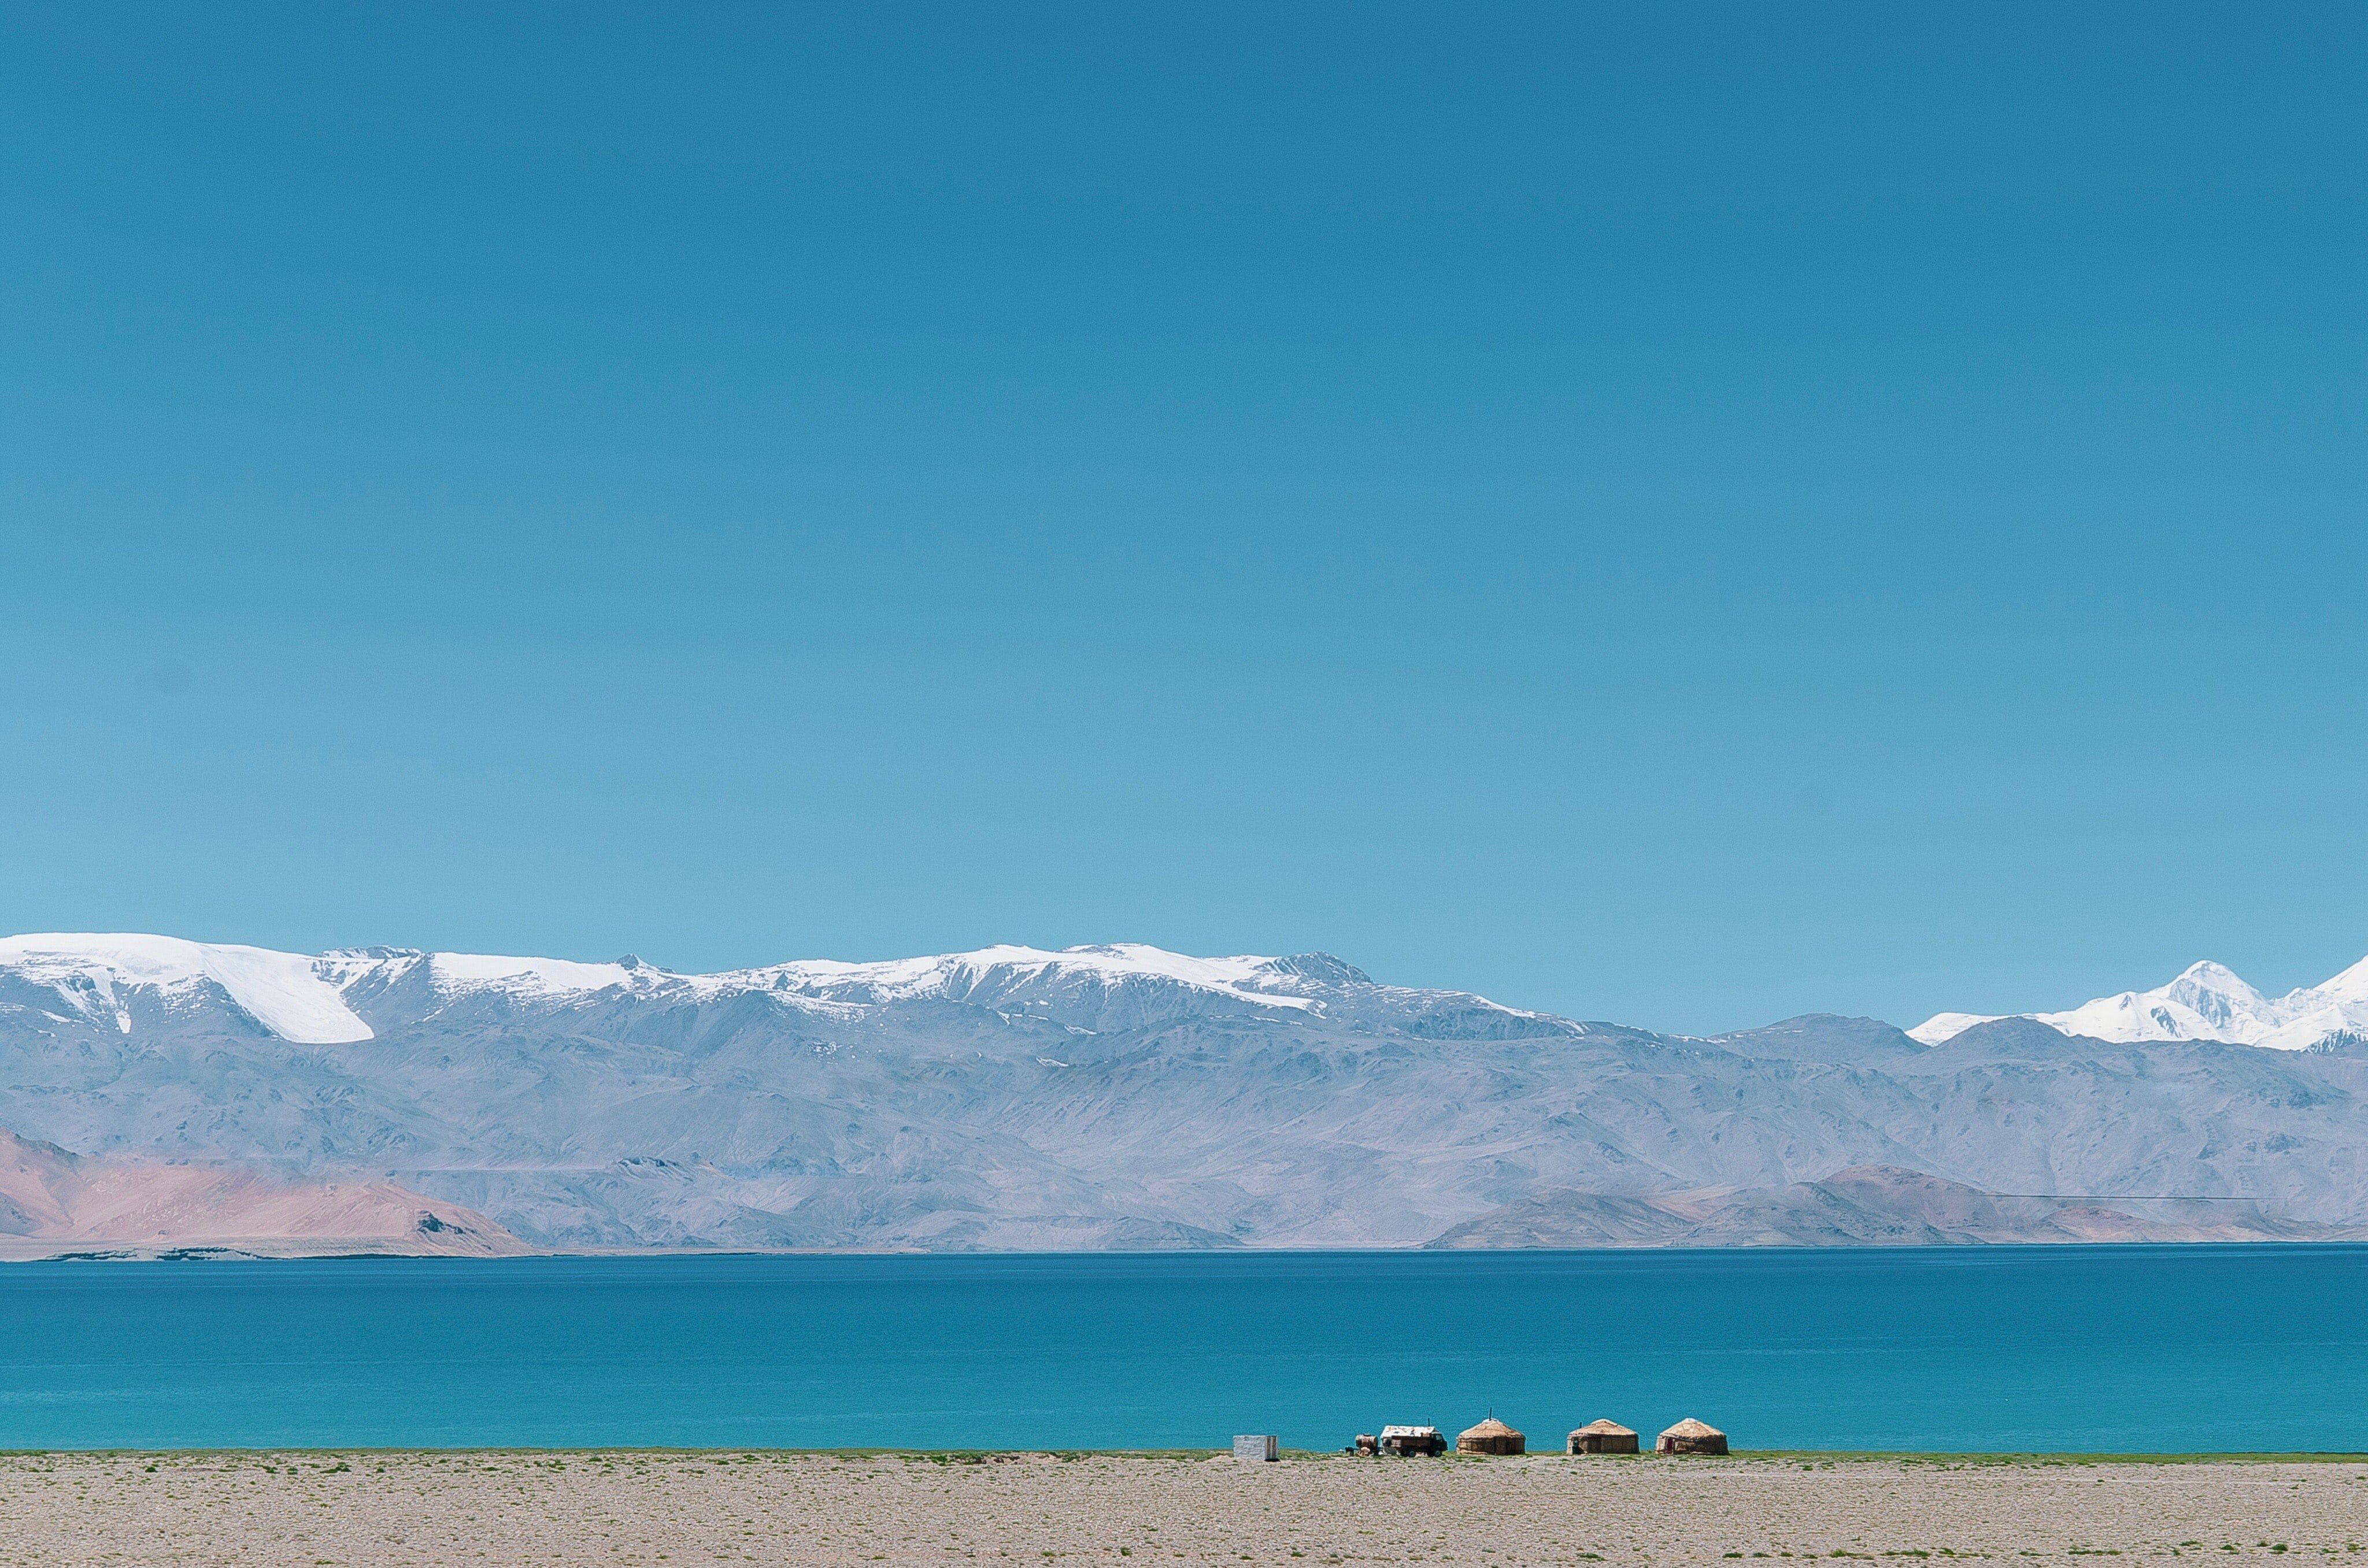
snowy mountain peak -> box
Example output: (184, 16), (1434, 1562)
(2320, 952), (2368, 1003)
(2170, 960), (2260, 997)
(1910, 951), (2368, 1052)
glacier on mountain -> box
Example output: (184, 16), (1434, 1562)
(1909, 955), (2368, 1051)
(0, 933), (376, 1045)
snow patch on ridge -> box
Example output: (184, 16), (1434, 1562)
(748, 944), (1317, 1011)
(409, 942), (1320, 1011)
(0, 934), (373, 1045)
(428, 952), (645, 996)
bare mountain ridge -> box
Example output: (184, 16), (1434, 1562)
(2, 934), (2366, 1251)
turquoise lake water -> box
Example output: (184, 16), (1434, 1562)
(2, 1245), (2362, 1453)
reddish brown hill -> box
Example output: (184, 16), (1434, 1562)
(0, 1127), (528, 1259)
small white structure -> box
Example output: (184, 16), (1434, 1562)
(1378, 1423), (1445, 1457)
(1233, 1434), (1278, 1463)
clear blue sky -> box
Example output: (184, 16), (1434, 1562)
(2, 4), (2362, 1033)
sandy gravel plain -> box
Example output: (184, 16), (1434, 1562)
(1, 1451), (2363, 1568)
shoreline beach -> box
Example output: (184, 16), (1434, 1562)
(3, 1450), (2363, 1566)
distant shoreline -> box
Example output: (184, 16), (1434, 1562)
(13, 1234), (2368, 1263)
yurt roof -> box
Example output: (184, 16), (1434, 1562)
(1459, 1417), (1520, 1439)
(1660, 1417), (1724, 1438)
(1570, 1419), (1637, 1437)
(1379, 1425), (1438, 1439)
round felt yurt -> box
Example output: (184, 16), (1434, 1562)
(1655, 1418), (1727, 1456)
(1456, 1416), (1525, 1456)
(1566, 1419), (1639, 1455)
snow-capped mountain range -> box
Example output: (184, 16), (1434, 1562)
(1910, 955), (2368, 1052)
(0, 933), (1329, 1048)
(14, 930), (2362, 1059)
(4, 931), (2368, 1253)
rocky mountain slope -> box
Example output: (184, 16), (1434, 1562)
(3, 933), (2366, 1251)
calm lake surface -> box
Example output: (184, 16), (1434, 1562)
(1, 1246), (2360, 1453)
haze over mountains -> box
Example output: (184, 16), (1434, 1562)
(2, 933), (2366, 1255)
